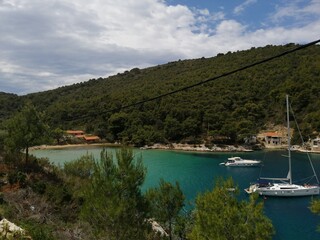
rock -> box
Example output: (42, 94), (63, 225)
(0, 218), (28, 239)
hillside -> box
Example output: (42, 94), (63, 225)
(0, 92), (21, 121)
(1, 43), (320, 146)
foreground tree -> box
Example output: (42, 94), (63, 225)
(310, 199), (320, 231)
(81, 148), (150, 240)
(146, 179), (185, 240)
(188, 178), (274, 240)
(4, 102), (49, 164)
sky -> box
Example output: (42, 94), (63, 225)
(1, 0), (319, 95)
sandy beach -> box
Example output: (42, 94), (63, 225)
(30, 143), (122, 150)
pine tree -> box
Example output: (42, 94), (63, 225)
(81, 148), (150, 240)
(189, 178), (274, 240)
(310, 199), (320, 232)
(146, 178), (185, 240)
(5, 102), (49, 164)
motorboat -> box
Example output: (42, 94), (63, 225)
(220, 156), (261, 167)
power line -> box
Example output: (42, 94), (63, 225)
(68, 39), (320, 121)
(118, 39), (320, 109)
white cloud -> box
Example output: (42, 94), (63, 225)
(215, 20), (246, 36)
(271, 0), (320, 25)
(234, 0), (257, 15)
(257, 20), (320, 44)
(0, 0), (319, 94)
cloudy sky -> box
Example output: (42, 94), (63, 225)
(1, 0), (319, 95)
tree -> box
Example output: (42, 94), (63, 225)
(164, 116), (182, 141)
(63, 154), (95, 197)
(310, 199), (320, 232)
(108, 112), (128, 141)
(146, 179), (185, 240)
(188, 178), (274, 240)
(80, 148), (150, 240)
(0, 130), (7, 152)
(51, 127), (64, 145)
(4, 102), (49, 164)
(182, 117), (201, 138)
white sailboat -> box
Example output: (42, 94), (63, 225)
(245, 95), (320, 197)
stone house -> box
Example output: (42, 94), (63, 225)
(311, 137), (320, 152)
(257, 131), (287, 148)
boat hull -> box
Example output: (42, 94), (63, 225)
(225, 162), (261, 167)
(245, 184), (320, 197)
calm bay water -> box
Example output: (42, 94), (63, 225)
(31, 147), (320, 240)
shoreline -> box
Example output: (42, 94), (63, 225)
(30, 143), (122, 150)
(31, 142), (254, 153)
(30, 142), (320, 154)
(140, 143), (255, 152)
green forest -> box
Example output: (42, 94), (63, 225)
(1, 43), (320, 146)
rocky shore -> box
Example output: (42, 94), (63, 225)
(140, 143), (254, 152)
(31, 142), (254, 152)
(30, 142), (320, 155)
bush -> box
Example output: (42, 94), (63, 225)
(17, 172), (27, 187)
(21, 221), (55, 240)
(7, 171), (27, 187)
(31, 181), (47, 194)
(7, 171), (17, 185)
(0, 192), (4, 204)
(63, 154), (94, 179)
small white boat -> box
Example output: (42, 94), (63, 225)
(220, 156), (261, 167)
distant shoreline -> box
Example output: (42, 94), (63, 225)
(30, 143), (254, 153)
(30, 143), (122, 150)
(30, 142), (320, 154)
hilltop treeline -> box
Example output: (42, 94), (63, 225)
(1, 43), (320, 145)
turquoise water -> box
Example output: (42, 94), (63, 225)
(31, 147), (320, 240)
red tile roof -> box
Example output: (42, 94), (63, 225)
(75, 134), (85, 138)
(264, 132), (281, 137)
(84, 136), (100, 141)
(66, 130), (84, 135)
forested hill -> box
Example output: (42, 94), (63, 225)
(2, 43), (320, 145)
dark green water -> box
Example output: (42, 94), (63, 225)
(31, 147), (320, 240)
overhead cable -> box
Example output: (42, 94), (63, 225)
(117, 39), (320, 111)
(67, 38), (320, 120)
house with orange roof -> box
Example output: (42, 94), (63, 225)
(257, 131), (283, 146)
(84, 135), (100, 142)
(66, 130), (85, 136)
(65, 130), (101, 143)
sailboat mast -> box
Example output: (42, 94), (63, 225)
(286, 94), (292, 184)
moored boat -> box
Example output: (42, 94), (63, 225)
(245, 181), (319, 196)
(220, 156), (261, 167)
(245, 95), (320, 197)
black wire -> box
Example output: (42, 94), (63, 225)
(67, 39), (320, 121)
